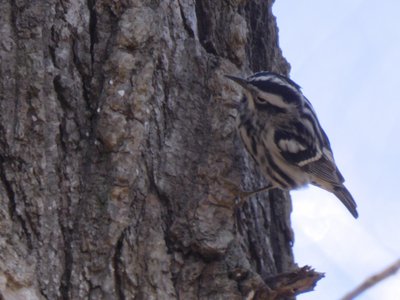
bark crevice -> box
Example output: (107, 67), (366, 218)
(113, 230), (126, 300)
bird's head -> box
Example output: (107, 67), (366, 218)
(225, 71), (304, 114)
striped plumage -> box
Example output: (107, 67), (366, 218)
(226, 71), (358, 218)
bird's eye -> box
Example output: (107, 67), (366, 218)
(256, 96), (268, 104)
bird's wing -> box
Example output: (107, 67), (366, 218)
(274, 121), (343, 184)
(302, 152), (344, 184)
(274, 120), (321, 165)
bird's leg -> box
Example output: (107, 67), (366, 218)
(234, 183), (274, 207)
(215, 177), (274, 208)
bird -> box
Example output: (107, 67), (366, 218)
(225, 71), (358, 218)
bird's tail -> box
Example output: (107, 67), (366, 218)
(333, 186), (358, 218)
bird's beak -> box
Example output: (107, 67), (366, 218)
(225, 75), (248, 88)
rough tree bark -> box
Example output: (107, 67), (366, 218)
(0, 1), (321, 299)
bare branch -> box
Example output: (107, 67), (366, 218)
(341, 259), (400, 300)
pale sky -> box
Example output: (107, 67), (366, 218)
(273, 1), (400, 299)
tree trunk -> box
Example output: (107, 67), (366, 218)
(0, 0), (304, 299)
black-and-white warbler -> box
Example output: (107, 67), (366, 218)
(226, 71), (358, 218)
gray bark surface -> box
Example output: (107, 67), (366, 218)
(0, 0), (295, 299)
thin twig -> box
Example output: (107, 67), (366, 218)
(340, 259), (400, 300)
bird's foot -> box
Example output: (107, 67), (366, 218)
(207, 176), (273, 209)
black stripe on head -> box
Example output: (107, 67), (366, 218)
(248, 72), (302, 90)
(247, 72), (303, 104)
(249, 80), (303, 105)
